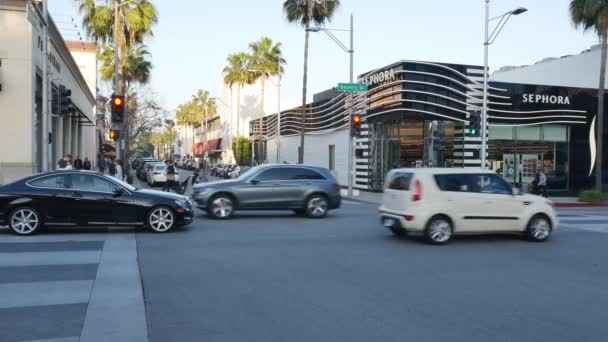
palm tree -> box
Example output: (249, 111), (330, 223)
(283, 0), (340, 163)
(570, 0), (606, 192)
(175, 101), (198, 157)
(77, 0), (158, 94)
(98, 45), (153, 91)
(248, 37), (286, 161)
(223, 53), (253, 141)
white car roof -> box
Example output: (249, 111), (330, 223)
(388, 168), (498, 175)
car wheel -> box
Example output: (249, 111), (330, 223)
(9, 207), (41, 235)
(208, 195), (235, 219)
(147, 207), (175, 233)
(526, 214), (552, 242)
(305, 195), (328, 218)
(425, 215), (453, 245)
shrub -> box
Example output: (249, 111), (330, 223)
(578, 190), (607, 203)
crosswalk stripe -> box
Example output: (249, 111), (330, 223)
(0, 251), (101, 267)
(0, 280), (93, 309)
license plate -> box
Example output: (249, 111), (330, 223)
(383, 218), (395, 227)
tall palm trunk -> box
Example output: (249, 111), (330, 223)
(597, 29), (607, 192)
(259, 75), (266, 162)
(191, 125), (196, 158)
(236, 85), (241, 163)
(299, 1), (313, 164)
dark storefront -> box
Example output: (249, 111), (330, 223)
(358, 60), (607, 193)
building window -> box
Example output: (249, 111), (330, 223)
(329, 145), (335, 171)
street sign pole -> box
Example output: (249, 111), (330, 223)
(347, 14), (354, 198)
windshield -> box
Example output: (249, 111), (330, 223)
(237, 166), (260, 180)
(107, 175), (137, 191)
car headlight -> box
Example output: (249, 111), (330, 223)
(175, 199), (188, 208)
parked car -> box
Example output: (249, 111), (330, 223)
(138, 161), (159, 181)
(0, 170), (193, 235)
(147, 163), (180, 187)
(378, 168), (558, 245)
(228, 165), (241, 179)
(191, 164), (341, 219)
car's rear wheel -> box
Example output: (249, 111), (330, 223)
(425, 215), (453, 245)
(208, 195), (235, 219)
(9, 207), (41, 235)
(526, 214), (552, 242)
(147, 207), (175, 233)
(305, 195), (328, 218)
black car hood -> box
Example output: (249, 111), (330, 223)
(135, 188), (188, 201)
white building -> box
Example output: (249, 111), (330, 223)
(0, 0), (96, 184)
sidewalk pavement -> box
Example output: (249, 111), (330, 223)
(343, 191), (608, 208)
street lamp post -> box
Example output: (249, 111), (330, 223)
(481, 1), (527, 170)
(308, 13), (355, 196)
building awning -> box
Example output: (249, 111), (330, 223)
(194, 138), (222, 156)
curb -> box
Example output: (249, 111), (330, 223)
(554, 202), (608, 208)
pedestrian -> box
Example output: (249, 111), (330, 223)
(83, 157), (91, 170)
(57, 154), (71, 170)
(109, 159), (117, 177)
(192, 165), (200, 185)
(73, 156), (83, 170)
(63, 159), (73, 170)
(98, 155), (106, 173)
(114, 160), (123, 181)
(538, 169), (547, 197)
(164, 160), (177, 192)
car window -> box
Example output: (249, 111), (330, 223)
(290, 168), (326, 180)
(28, 175), (69, 189)
(386, 172), (413, 191)
(70, 174), (117, 193)
(155, 165), (166, 171)
(434, 174), (476, 192)
(254, 168), (286, 181)
(475, 174), (512, 195)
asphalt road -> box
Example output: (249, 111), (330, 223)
(136, 201), (608, 342)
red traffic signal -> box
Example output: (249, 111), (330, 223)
(111, 94), (125, 123)
(351, 114), (362, 137)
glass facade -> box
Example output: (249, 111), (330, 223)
(488, 125), (570, 191)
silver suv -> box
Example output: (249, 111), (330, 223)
(191, 164), (342, 219)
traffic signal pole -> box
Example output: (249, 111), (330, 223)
(347, 14), (354, 197)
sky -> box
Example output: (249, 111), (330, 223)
(50, 0), (598, 114)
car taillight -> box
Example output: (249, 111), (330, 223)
(412, 179), (422, 201)
(404, 215), (415, 221)
(332, 183), (341, 190)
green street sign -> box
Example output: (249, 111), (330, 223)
(338, 83), (368, 92)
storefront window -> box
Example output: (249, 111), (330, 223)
(488, 125), (570, 192)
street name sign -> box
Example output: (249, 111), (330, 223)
(338, 83), (368, 92)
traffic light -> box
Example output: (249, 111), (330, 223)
(59, 85), (71, 116)
(351, 114), (362, 137)
(111, 94), (125, 123)
(109, 129), (120, 141)
(468, 113), (481, 137)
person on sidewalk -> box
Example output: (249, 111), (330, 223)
(98, 155), (107, 173)
(83, 157), (92, 170)
(114, 160), (124, 181)
(538, 169), (547, 197)
(73, 156), (83, 170)
(109, 159), (117, 177)
(163, 160), (177, 192)
(57, 154), (72, 170)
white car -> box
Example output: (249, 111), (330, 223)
(378, 168), (558, 245)
(146, 163), (180, 187)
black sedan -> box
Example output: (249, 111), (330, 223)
(0, 170), (193, 235)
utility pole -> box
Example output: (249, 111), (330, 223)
(114, 1), (122, 161)
(41, 0), (49, 171)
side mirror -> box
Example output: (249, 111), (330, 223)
(250, 179), (260, 185)
(113, 188), (124, 197)
(512, 187), (520, 196)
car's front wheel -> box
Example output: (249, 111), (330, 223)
(147, 206), (175, 233)
(9, 207), (42, 235)
(208, 195), (235, 219)
(526, 214), (552, 242)
(305, 195), (329, 218)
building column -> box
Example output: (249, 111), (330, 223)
(64, 116), (72, 158)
